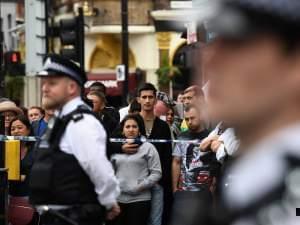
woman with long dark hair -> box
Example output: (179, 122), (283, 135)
(8, 115), (39, 225)
(108, 114), (162, 225)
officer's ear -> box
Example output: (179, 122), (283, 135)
(67, 79), (81, 96)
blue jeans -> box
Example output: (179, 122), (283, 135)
(148, 184), (164, 225)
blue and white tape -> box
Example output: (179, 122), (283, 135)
(0, 135), (39, 142)
(0, 135), (201, 144)
(109, 138), (201, 144)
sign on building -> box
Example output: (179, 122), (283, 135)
(116, 64), (125, 81)
(186, 22), (197, 44)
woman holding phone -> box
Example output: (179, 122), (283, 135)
(109, 114), (162, 225)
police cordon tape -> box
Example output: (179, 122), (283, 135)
(0, 135), (39, 142)
(0, 135), (202, 144)
(109, 138), (201, 144)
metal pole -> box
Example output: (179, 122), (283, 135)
(0, 0), (5, 97)
(0, 0), (2, 57)
(0, 114), (8, 225)
(78, 7), (85, 72)
(121, 0), (129, 106)
(0, 0), (2, 68)
(45, 0), (49, 55)
(0, 115), (5, 167)
(0, 168), (8, 225)
(0, 5), (8, 224)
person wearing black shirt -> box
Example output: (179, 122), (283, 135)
(109, 83), (173, 225)
(89, 81), (120, 122)
(87, 91), (118, 136)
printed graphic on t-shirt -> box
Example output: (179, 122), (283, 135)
(178, 144), (211, 191)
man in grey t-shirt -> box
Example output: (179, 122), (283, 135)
(171, 105), (220, 225)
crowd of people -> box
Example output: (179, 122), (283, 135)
(1, 77), (239, 225)
(3, 0), (300, 225)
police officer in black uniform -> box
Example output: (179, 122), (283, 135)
(200, 0), (300, 224)
(29, 54), (120, 225)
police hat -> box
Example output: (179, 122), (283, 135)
(37, 54), (87, 87)
(207, 0), (300, 40)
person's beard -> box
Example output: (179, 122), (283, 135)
(42, 96), (65, 110)
(188, 124), (202, 133)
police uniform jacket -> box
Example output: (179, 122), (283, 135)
(218, 124), (300, 225)
(30, 97), (120, 210)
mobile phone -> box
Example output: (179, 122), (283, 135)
(133, 138), (143, 145)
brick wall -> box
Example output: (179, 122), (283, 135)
(93, 0), (154, 25)
(154, 0), (170, 10)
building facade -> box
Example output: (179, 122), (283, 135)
(1, 0), (18, 52)
(21, 0), (212, 107)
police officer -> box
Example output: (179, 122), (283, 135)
(29, 54), (120, 225)
(201, 0), (300, 224)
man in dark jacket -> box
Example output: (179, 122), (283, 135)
(87, 91), (118, 136)
(89, 81), (120, 122)
(138, 84), (173, 225)
(109, 83), (173, 225)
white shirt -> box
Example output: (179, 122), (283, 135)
(57, 97), (120, 209)
(119, 105), (130, 122)
(223, 124), (300, 225)
(208, 122), (240, 162)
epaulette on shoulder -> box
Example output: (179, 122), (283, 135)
(71, 112), (84, 122)
(69, 105), (93, 123)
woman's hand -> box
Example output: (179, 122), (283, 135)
(122, 142), (139, 154)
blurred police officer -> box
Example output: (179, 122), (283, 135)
(203, 0), (300, 225)
(29, 54), (120, 225)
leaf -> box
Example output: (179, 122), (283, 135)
(4, 75), (25, 102)
(155, 65), (182, 86)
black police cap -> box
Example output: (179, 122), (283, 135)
(207, 0), (300, 40)
(37, 54), (87, 87)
